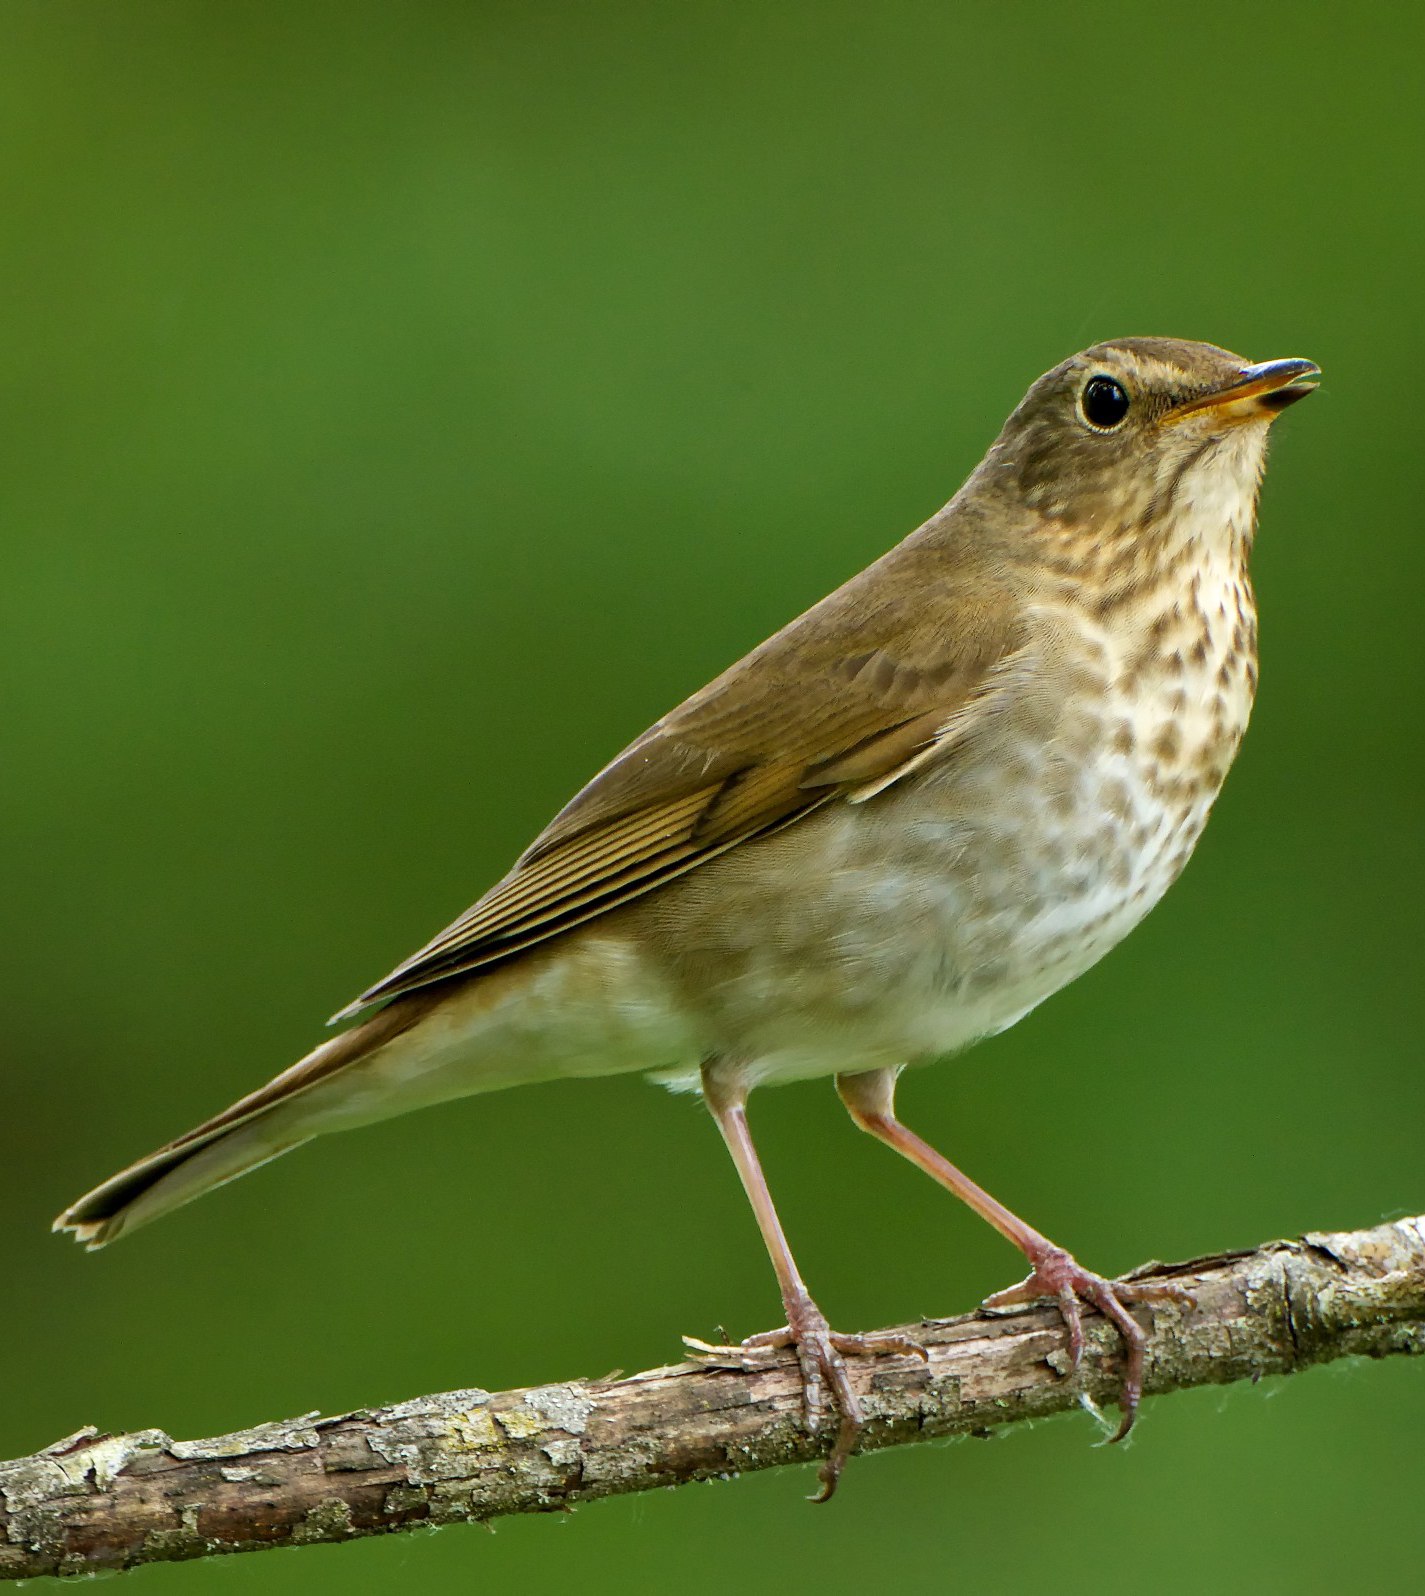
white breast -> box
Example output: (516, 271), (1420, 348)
(882, 535), (1258, 1070)
(668, 536), (1258, 1091)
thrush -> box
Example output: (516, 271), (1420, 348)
(56, 337), (1318, 1497)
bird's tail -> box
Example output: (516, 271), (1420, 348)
(53, 997), (430, 1249)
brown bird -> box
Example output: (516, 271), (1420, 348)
(56, 337), (1318, 1497)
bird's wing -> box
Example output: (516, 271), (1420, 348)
(332, 546), (1026, 1021)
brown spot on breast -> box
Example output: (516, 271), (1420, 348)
(1194, 753), (1230, 788)
(1166, 843), (1194, 878)
(1101, 777), (1134, 821)
(1151, 725), (1183, 765)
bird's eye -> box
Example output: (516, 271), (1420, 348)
(1080, 376), (1131, 431)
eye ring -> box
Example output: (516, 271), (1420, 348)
(1080, 375), (1131, 431)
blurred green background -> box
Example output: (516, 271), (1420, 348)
(4, 3), (1423, 1591)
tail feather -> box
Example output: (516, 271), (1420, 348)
(55, 1121), (313, 1249)
(54, 996), (430, 1249)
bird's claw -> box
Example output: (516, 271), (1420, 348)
(983, 1246), (1188, 1442)
(687, 1298), (926, 1501)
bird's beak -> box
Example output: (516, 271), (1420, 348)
(1169, 357), (1321, 423)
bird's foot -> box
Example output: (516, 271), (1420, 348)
(687, 1292), (926, 1501)
(747, 1295), (927, 1501)
(982, 1243), (1191, 1440)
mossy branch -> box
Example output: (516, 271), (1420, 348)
(4, 1216), (1423, 1580)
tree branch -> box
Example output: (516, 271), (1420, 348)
(5, 1216), (1423, 1580)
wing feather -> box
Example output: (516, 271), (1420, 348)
(331, 529), (1027, 1022)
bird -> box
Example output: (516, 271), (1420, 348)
(56, 337), (1318, 1498)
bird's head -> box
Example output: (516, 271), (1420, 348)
(979, 337), (1319, 553)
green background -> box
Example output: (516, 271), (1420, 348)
(5, 4), (1423, 1591)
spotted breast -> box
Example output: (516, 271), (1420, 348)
(636, 414), (1264, 1091)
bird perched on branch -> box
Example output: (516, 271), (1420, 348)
(57, 337), (1318, 1498)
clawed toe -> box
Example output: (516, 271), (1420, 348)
(1119, 1277), (1196, 1308)
(690, 1301), (925, 1501)
(983, 1246), (1179, 1441)
(825, 1327), (928, 1363)
(743, 1324), (925, 1361)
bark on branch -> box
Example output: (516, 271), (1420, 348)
(5, 1216), (1423, 1580)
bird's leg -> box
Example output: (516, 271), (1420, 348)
(836, 1067), (1186, 1441)
(699, 1063), (925, 1500)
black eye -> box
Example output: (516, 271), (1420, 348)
(1081, 376), (1131, 430)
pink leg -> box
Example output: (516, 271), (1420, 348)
(700, 1063), (924, 1500)
(836, 1067), (1183, 1440)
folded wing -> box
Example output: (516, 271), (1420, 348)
(333, 541), (1026, 1021)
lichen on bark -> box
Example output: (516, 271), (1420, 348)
(2, 1216), (1422, 1581)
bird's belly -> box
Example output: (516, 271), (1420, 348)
(642, 684), (1241, 1091)
(882, 760), (1216, 1060)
